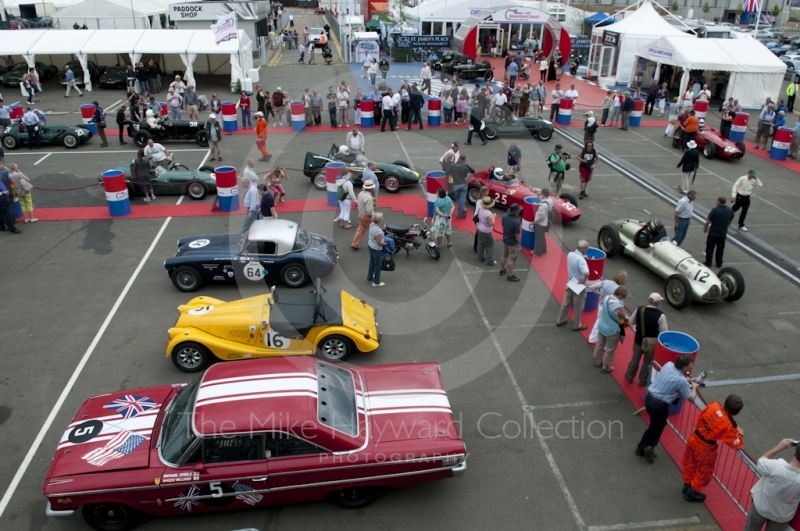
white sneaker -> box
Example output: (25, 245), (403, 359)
(144, 197), (151, 202)
(740, 226), (748, 232)
(372, 282), (385, 287)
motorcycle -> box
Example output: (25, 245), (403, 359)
(384, 217), (440, 260)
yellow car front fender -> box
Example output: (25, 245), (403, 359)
(309, 326), (380, 353)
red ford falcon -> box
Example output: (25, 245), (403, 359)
(43, 357), (466, 531)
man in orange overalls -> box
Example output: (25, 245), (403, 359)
(681, 394), (744, 502)
(255, 111), (271, 162)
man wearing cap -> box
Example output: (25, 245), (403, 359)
(673, 190), (696, 246)
(625, 293), (668, 387)
(351, 179), (376, 250)
(730, 170), (762, 232)
(754, 104), (776, 150)
(254, 111), (270, 161)
(703, 196), (735, 267)
(676, 141), (700, 194)
(91, 101), (108, 148)
(206, 114), (222, 161)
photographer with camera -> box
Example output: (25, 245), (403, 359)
(744, 438), (800, 530)
(547, 144), (570, 196)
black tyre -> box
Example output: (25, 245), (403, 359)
(171, 265), (203, 292)
(703, 142), (717, 159)
(597, 224), (621, 257)
(317, 334), (353, 362)
(328, 487), (380, 509)
(170, 163), (190, 171)
(457, 73), (466, 83)
(537, 127), (553, 141)
(559, 193), (578, 207)
(195, 130), (209, 147)
(280, 263), (309, 288)
(62, 133), (79, 149)
(383, 174), (401, 193)
(171, 341), (212, 372)
(2, 135), (18, 150)
(312, 171), (326, 191)
(426, 244), (441, 260)
(186, 181), (208, 200)
(133, 130), (151, 148)
(467, 186), (481, 204)
(198, 165), (215, 173)
(484, 69), (494, 81)
(440, 72), (452, 81)
(82, 503), (141, 531)
(665, 274), (692, 309)
(719, 267), (745, 302)
(392, 160), (410, 168)
(735, 141), (746, 155)
(485, 125), (498, 140)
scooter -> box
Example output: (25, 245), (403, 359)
(384, 217), (440, 260)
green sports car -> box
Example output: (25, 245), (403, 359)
(1, 121), (92, 150)
(304, 143), (420, 193)
(99, 163), (218, 200)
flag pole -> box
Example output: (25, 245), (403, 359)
(753, 0), (762, 33)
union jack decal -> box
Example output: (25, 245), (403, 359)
(174, 485), (201, 512)
(104, 395), (157, 419)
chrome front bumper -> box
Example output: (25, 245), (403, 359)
(46, 502), (76, 520)
(451, 459), (467, 478)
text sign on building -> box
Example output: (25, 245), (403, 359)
(571, 37), (591, 50)
(170, 2), (259, 21)
(645, 46), (674, 60)
(469, 7), (484, 15)
(602, 30), (620, 47)
(491, 7), (549, 23)
(395, 35), (452, 48)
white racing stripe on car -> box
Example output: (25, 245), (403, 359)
(367, 393), (452, 411)
(365, 389), (447, 397)
(196, 377), (319, 404)
(368, 407), (454, 416)
(201, 372), (317, 388)
(63, 409), (161, 430)
(195, 391), (318, 409)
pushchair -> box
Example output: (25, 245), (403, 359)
(197, 94), (209, 111)
(519, 63), (530, 80)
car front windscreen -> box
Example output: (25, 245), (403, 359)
(293, 228), (312, 251)
(159, 378), (200, 465)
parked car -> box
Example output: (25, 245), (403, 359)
(783, 58), (800, 80)
(1, 121), (92, 150)
(0, 61), (57, 87)
(482, 111), (554, 141)
(164, 219), (338, 292)
(60, 60), (100, 86)
(467, 166), (581, 222)
(314, 6), (326, 14)
(99, 162), (217, 200)
(98, 66), (128, 89)
(432, 52), (473, 71)
(42, 357), (466, 531)
(597, 219), (745, 308)
(127, 120), (209, 148)
(309, 27), (326, 43)
(440, 60), (494, 82)
(304, 143), (420, 192)
(167, 278), (376, 370)
(671, 125), (745, 160)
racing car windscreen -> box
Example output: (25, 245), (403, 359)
(316, 362), (358, 436)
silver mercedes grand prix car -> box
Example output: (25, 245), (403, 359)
(597, 219), (745, 309)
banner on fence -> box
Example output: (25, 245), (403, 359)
(395, 35), (452, 48)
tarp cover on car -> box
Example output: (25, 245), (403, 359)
(269, 290), (342, 339)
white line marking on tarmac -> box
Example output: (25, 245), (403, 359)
(587, 517), (701, 530)
(394, 130), (414, 170)
(198, 149), (211, 169)
(778, 310), (800, 315)
(464, 268), (528, 274)
(0, 215), (173, 519)
(33, 152), (52, 165)
(453, 251), (587, 529)
(6, 148), (209, 156)
(525, 399), (619, 410)
(104, 99), (124, 113)
(703, 374), (800, 387)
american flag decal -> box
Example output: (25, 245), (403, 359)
(82, 432), (146, 466)
(174, 485), (201, 512)
(104, 395), (158, 419)
(232, 481), (263, 505)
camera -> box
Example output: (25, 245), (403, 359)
(694, 371), (707, 385)
(793, 440), (799, 447)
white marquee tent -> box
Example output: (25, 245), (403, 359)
(50, 0), (160, 29)
(635, 36), (787, 108)
(0, 29), (252, 91)
(589, 1), (694, 86)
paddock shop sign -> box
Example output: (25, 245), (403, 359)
(169, 2), (259, 21)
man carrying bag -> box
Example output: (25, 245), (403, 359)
(625, 293), (668, 387)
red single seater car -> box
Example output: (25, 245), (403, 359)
(671, 125), (745, 160)
(467, 166), (582, 222)
(43, 358), (466, 531)
(314, 6), (326, 14)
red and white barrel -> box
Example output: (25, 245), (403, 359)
(521, 196), (539, 250)
(693, 99), (709, 121)
(427, 97), (441, 126)
(101, 170), (131, 217)
(325, 161), (345, 207)
(291, 101), (305, 132)
(158, 102), (167, 117)
(214, 166), (239, 211)
(9, 104), (23, 120)
(729, 112), (748, 143)
(80, 103), (98, 134)
(629, 99), (645, 127)
(770, 127), (793, 161)
(426, 170), (447, 217)
(557, 97), (573, 125)
(221, 101), (237, 133)
(360, 98), (375, 128)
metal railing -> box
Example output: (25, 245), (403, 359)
(649, 362), (759, 514)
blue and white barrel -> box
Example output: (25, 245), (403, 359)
(427, 97), (441, 127)
(215, 166), (240, 211)
(360, 98), (375, 128)
(770, 127), (793, 161)
(325, 161), (345, 207)
(290, 102), (305, 132)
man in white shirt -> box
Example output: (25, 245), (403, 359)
(745, 438), (800, 531)
(556, 240), (590, 330)
(337, 82), (350, 128)
(240, 176), (259, 234)
(144, 139), (170, 168)
(390, 90), (401, 130)
(380, 91), (395, 132)
(346, 127), (365, 155)
(439, 143), (461, 169)
(696, 84), (712, 101)
(673, 190), (696, 246)
(361, 51), (371, 78)
(243, 159), (259, 185)
(420, 62), (432, 95)
(550, 83), (563, 121)
(730, 169), (763, 232)
(564, 84), (579, 105)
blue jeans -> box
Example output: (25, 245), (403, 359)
(241, 109), (252, 128)
(453, 184), (468, 217)
(637, 393), (670, 452)
(139, 80), (149, 94)
(674, 217), (690, 246)
(240, 211), (257, 234)
(443, 106), (452, 123)
(367, 247), (382, 284)
(170, 108), (181, 120)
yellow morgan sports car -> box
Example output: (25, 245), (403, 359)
(167, 279), (380, 372)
